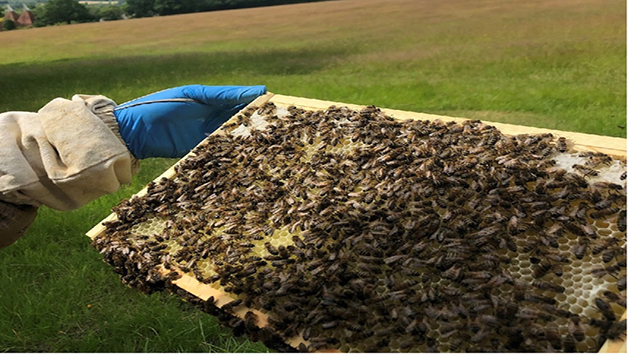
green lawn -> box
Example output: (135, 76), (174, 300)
(0, 0), (625, 352)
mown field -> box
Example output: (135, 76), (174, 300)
(0, 0), (625, 352)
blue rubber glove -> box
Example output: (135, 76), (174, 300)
(114, 85), (267, 159)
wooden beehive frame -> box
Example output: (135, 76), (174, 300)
(87, 92), (627, 353)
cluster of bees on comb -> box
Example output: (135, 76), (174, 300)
(94, 102), (627, 353)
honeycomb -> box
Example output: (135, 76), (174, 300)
(94, 103), (627, 353)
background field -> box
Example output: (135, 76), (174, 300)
(0, 0), (625, 352)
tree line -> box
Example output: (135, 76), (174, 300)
(3, 0), (333, 28)
(126, 0), (333, 17)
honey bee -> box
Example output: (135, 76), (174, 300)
(564, 173), (588, 188)
(573, 239), (590, 260)
(567, 316), (586, 341)
(595, 297), (616, 321)
(618, 209), (626, 232)
(221, 298), (243, 312)
(507, 215), (528, 235)
(591, 264), (623, 278)
(296, 342), (308, 353)
(531, 279), (565, 293)
(617, 277), (626, 291)
(523, 293), (556, 305)
(307, 340), (331, 351)
(470, 329), (489, 343)
(602, 248), (622, 263)
(243, 310), (259, 330)
(321, 321), (338, 330)
(606, 319), (627, 340)
(591, 207), (620, 219)
(264, 242), (280, 256)
(603, 290), (627, 308)
(562, 334), (577, 352)
(591, 181), (624, 192)
(543, 323), (562, 349)
(531, 261), (552, 278)
(591, 238), (618, 255)
(398, 338), (415, 350)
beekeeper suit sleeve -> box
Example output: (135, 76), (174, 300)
(0, 95), (140, 248)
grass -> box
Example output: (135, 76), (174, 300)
(1, 0), (624, 136)
(0, 0), (625, 352)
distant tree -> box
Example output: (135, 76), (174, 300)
(197, 0), (333, 12)
(30, 3), (48, 27)
(35, 0), (94, 25)
(121, 0), (334, 18)
(93, 4), (123, 21)
(125, 0), (154, 18)
(153, 0), (202, 15)
(3, 19), (16, 30)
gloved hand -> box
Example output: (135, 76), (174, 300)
(114, 85), (267, 159)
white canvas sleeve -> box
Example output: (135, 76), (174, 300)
(0, 95), (140, 211)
